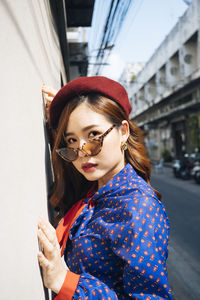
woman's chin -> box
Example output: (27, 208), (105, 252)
(80, 168), (102, 182)
(83, 172), (101, 181)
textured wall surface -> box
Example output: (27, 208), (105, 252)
(0, 1), (62, 298)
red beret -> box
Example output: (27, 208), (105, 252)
(49, 76), (132, 128)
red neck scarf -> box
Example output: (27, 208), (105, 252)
(56, 183), (97, 256)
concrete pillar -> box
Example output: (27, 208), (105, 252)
(137, 88), (147, 111)
(156, 66), (166, 96)
(166, 52), (181, 88)
(145, 77), (156, 105)
(180, 33), (198, 77)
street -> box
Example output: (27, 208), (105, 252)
(151, 167), (200, 300)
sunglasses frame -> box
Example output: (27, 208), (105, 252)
(56, 124), (116, 162)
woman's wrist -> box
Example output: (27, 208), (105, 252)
(52, 269), (68, 294)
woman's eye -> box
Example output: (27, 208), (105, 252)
(89, 131), (100, 138)
(67, 138), (76, 144)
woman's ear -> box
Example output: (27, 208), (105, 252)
(120, 120), (130, 142)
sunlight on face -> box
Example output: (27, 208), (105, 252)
(65, 101), (128, 189)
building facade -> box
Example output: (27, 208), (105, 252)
(119, 62), (145, 89)
(129, 0), (200, 161)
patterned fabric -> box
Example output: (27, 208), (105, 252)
(64, 163), (173, 299)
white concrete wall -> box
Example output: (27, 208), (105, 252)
(0, 1), (63, 299)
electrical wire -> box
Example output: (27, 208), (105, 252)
(91, 0), (133, 75)
(89, 0), (111, 52)
(99, 0), (132, 74)
(116, 0), (144, 48)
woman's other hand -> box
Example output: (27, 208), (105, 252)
(42, 85), (57, 123)
(37, 216), (68, 294)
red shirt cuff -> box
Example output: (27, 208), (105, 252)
(54, 270), (80, 300)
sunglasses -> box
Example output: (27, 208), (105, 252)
(56, 124), (116, 162)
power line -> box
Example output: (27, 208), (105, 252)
(91, 0), (133, 75)
(89, 0), (111, 52)
(116, 0), (144, 48)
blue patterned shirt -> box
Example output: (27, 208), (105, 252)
(64, 163), (173, 299)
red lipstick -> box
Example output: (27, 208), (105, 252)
(81, 163), (98, 173)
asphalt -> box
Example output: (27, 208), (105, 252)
(150, 166), (200, 300)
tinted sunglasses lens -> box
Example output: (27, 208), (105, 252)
(83, 140), (101, 155)
(57, 148), (77, 161)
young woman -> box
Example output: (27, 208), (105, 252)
(38, 76), (173, 300)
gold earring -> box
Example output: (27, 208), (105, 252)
(121, 142), (127, 151)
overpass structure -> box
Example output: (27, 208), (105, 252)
(129, 0), (200, 160)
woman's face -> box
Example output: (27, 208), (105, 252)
(65, 101), (129, 189)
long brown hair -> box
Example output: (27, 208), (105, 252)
(50, 93), (161, 219)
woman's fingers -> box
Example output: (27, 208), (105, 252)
(45, 95), (53, 103)
(38, 251), (50, 269)
(41, 85), (57, 122)
(38, 217), (56, 237)
(43, 93), (53, 108)
(37, 216), (67, 293)
(38, 229), (55, 259)
(42, 85), (57, 97)
(38, 217), (60, 249)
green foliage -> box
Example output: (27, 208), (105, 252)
(188, 114), (200, 151)
(130, 73), (136, 82)
(161, 149), (172, 162)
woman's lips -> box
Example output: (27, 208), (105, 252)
(81, 163), (98, 173)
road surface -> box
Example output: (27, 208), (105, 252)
(151, 167), (200, 300)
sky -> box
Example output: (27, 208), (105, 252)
(87, 0), (189, 80)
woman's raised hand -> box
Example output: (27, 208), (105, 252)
(37, 216), (68, 294)
(42, 84), (58, 123)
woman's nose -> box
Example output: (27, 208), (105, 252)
(78, 141), (88, 158)
(78, 148), (87, 158)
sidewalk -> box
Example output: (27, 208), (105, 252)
(151, 163), (200, 196)
(151, 160), (173, 168)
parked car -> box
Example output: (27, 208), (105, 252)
(195, 170), (200, 184)
(191, 159), (200, 184)
(172, 157), (194, 179)
(172, 159), (181, 178)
